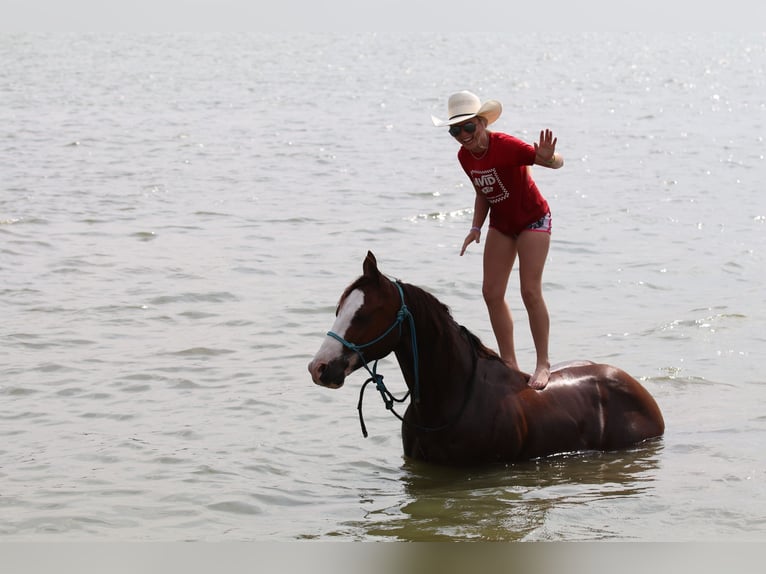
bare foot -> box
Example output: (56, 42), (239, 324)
(528, 365), (550, 390)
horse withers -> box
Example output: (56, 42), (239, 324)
(308, 251), (664, 466)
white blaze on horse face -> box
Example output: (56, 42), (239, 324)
(312, 288), (365, 366)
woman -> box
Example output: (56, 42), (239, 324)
(432, 90), (563, 390)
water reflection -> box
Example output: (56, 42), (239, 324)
(352, 440), (664, 541)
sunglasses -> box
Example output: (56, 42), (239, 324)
(448, 122), (477, 137)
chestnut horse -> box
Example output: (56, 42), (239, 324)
(308, 252), (664, 466)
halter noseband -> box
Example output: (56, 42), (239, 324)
(326, 280), (420, 437)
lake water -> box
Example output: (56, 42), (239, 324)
(1, 32), (765, 543)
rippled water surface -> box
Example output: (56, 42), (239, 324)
(2, 33), (765, 541)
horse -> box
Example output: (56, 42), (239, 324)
(308, 251), (665, 466)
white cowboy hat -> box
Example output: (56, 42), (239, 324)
(431, 90), (503, 127)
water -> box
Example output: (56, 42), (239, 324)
(1, 32), (765, 542)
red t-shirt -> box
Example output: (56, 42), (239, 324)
(458, 132), (550, 237)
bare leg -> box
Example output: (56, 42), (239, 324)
(482, 229), (519, 369)
(517, 230), (551, 389)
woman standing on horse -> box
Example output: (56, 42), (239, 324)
(432, 90), (563, 390)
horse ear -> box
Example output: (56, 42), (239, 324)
(363, 251), (381, 281)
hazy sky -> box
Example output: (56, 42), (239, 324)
(0, 1), (758, 32)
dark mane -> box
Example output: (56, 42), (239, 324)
(398, 281), (502, 362)
(463, 328), (502, 361)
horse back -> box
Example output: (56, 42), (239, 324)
(540, 363), (665, 451)
(401, 361), (664, 465)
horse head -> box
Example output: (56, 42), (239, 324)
(308, 251), (404, 389)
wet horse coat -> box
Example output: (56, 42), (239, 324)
(308, 252), (664, 466)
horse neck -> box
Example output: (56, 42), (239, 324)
(392, 284), (475, 411)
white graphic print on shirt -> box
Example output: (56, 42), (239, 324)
(470, 168), (509, 204)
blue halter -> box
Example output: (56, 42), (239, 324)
(326, 281), (420, 437)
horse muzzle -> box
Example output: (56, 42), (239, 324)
(308, 356), (351, 389)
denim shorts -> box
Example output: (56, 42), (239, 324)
(525, 211), (552, 234)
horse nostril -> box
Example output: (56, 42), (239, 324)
(308, 360), (326, 381)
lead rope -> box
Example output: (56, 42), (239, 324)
(356, 362), (410, 438)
